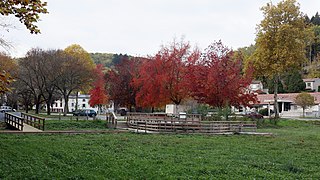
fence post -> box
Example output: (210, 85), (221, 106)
(145, 120), (147, 133)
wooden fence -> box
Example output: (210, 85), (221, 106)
(21, 113), (45, 131)
(4, 113), (24, 131)
(127, 113), (256, 134)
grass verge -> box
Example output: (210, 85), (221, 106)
(45, 120), (107, 131)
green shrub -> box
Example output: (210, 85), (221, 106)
(258, 108), (269, 116)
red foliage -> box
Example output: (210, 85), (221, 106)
(106, 56), (141, 109)
(187, 41), (257, 108)
(89, 64), (108, 107)
(133, 40), (200, 108)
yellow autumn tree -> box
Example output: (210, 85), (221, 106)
(250, 0), (308, 118)
(0, 53), (17, 94)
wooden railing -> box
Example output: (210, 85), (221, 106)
(21, 113), (45, 131)
(4, 113), (24, 131)
(127, 113), (256, 134)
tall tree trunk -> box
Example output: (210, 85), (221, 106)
(34, 94), (42, 114)
(98, 104), (101, 114)
(274, 75), (279, 119)
(25, 101), (29, 113)
(46, 93), (53, 115)
(75, 91), (79, 111)
(35, 101), (40, 114)
(63, 94), (69, 116)
(309, 44), (313, 64)
(46, 101), (51, 115)
(302, 107), (305, 118)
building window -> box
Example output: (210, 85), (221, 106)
(307, 82), (312, 87)
(82, 99), (86, 102)
(239, 107), (243, 112)
(82, 104), (86, 108)
(55, 103), (58, 107)
(71, 103), (74, 107)
(60, 103), (62, 107)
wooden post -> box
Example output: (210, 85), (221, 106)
(145, 120), (147, 133)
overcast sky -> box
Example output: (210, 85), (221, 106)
(1, 0), (320, 57)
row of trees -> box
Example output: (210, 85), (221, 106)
(2, 45), (95, 115)
(105, 40), (257, 114)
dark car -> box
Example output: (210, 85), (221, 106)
(73, 109), (97, 117)
(117, 107), (128, 116)
(244, 112), (264, 119)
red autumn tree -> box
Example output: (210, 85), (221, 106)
(133, 40), (200, 108)
(89, 64), (108, 113)
(132, 56), (164, 108)
(187, 41), (257, 111)
(106, 56), (141, 110)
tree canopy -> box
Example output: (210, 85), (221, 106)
(188, 41), (256, 109)
(133, 40), (199, 107)
(0, 0), (48, 34)
(295, 92), (315, 117)
(251, 0), (307, 118)
(106, 56), (141, 110)
(0, 53), (16, 94)
(89, 64), (108, 113)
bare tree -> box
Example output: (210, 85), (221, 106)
(18, 49), (46, 114)
(55, 52), (95, 116)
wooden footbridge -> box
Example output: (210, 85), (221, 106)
(4, 112), (44, 132)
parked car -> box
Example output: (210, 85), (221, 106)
(117, 107), (128, 116)
(72, 109), (97, 117)
(0, 106), (15, 113)
(0, 109), (14, 113)
(244, 112), (264, 119)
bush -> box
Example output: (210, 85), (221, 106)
(258, 108), (274, 116)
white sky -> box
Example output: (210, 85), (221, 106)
(1, 0), (320, 58)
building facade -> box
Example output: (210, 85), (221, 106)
(46, 94), (114, 114)
(255, 92), (320, 117)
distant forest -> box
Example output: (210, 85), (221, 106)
(90, 53), (130, 69)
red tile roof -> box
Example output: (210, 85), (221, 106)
(303, 78), (316, 82)
(256, 92), (320, 105)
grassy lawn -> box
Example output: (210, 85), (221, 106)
(45, 120), (108, 131)
(0, 120), (320, 179)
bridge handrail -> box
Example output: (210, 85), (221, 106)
(21, 113), (45, 131)
(4, 112), (24, 131)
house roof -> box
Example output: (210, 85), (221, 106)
(256, 92), (320, 105)
(303, 78), (318, 82)
(251, 80), (262, 84)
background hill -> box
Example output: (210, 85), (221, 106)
(90, 53), (130, 69)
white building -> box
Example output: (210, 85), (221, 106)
(249, 80), (269, 94)
(255, 92), (320, 117)
(47, 94), (114, 114)
(303, 78), (320, 92)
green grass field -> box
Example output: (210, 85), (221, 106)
(45, 120), (108, 131)
(0, 120), (320, 179)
